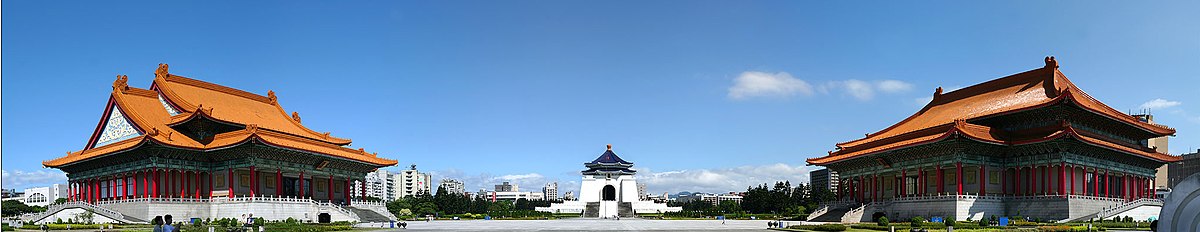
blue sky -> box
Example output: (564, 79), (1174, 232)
(3, 1), (1198, 195)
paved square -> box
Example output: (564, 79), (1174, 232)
(357, 219), (774, 231)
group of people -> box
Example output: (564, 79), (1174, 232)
(151, 215), (182, 232)
(150, 213), (258, 232)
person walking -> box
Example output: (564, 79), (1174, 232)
(162, 215), (175, 232)
(152, 216), (164, 232)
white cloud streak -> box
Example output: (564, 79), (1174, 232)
(635, 163), (817, 195)
(1140, 99), (1181, 110)
(2, 169), (67, 190)
(727, 72), (814, 100)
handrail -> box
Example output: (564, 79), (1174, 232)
(1096, 198), (1162, 219)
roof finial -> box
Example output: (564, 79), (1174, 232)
(1044, 56), (1058, 69)
(606, 144), (612, 150)
(112, 75), (129, 92)
(267, 90), (278, 104)
(292, 112), (302, 123)
(935, 87), (943, 96)
(155, 63), (169, 79)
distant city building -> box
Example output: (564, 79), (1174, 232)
(637, 183), (647, 201)
(809, 168), (839, 193)
(396, 164), (432, 198)
(439, 179), (465, 195)
(563, 191), (576, 201)
(476, 189), (544, 202)
(356, 169), (396, 200)
(1168, 150), (1200, 189)
(1136, 114), (1172, 191)
(495, 181), (518, 192)
(18, 184), (70, 207)
(646, 192), (670, 203)
(675, 192), (742, 205)
(542, 182), (558, 201)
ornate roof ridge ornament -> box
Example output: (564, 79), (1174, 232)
(1044, 56), (1058, 69)
(113, 75), (129, 92)
(267, 90), (278, 105)
(292, 112), (302, 123)
(155, 63), (169, 79)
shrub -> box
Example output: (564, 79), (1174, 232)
(1037, 225), (1092, 232)
(945, 216), (956, 227)
(979, 218), (989, 227)
(878, 216), (889, 226)
(910, 216), (925, 228)
(788, 224), (847, 231)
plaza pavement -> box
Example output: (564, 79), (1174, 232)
(356, 219), (775, 231)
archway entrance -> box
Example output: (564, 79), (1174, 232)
(602, 185), (616, 201)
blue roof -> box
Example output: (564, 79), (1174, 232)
(588, 149), (632, 165)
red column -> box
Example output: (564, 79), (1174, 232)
(299, 171), (305, 198)
(917, 168), (923, 196)
(1059, 163), (1066, 197)
(937, 166), (944, 194)
(1092, 169), (1098, 197)
(956, 162), (963, 195)
(110, 176), (115, 201)
(1041, 165), (1047, 195)
(277, 169), (283, 196)
(344, 179), (351, 205)
(1002, 169), (1008, 195)
(1027, 167), (1036, 195)
(1070, 166), (1075, 196)
(328, 175), (334, 203)
(195, 171), (201, 199)
(359, 179), (366, 199)
(184, 171), (190, 198)
(250, 166), (257, 198)
(1103, 170), (1109, 198)
(209, 172), (215, 198)
(228, 169), (234, 199)
(901, 169), (907, 197)
(979, 165), (986, 196)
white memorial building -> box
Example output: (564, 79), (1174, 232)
(537, 145), (681, 218)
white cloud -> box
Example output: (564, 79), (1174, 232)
(914, 96), (934, 106)
(636, 163), (817, 195)
(876, 80), (914, 93)
(818, 79), (915, 101)
(428, 169), (558, 194)
(1140, 99), (1181, 110)
(727, 72), (814, 100)
(1, 169), (67, 189)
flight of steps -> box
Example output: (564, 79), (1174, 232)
(808, 206), (850, 222)
(583, 202), (600, 217)
(618, 202), (634, 218)
(347, 207), (392, 222)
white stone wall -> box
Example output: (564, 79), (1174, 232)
(37, 208), (120, 224)
(1104, 205), (1161, 221)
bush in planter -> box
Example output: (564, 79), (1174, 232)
(978, 218), (988, 227)
(910, 217), (925, 228)
(878, 216), (889, 227)
(944, 216), (955, 227)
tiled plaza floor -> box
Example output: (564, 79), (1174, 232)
(356, 219), (774, 231)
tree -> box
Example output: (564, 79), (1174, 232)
(718, 200), (741, 214)
(54, 198), (67, 205)
(1, 200), (44, 216)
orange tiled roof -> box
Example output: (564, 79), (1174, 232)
(43, 64), (397, 167)
(807, 57), (1177, 165)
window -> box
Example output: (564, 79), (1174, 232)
(989, 171), (1000, 184)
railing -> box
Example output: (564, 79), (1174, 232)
(320, 202), (359, 221)
(28, 201), (127, 223)
(350, 200), (386, 207)
(842, 202), (876, 223)
(1096, 198), (1162, 219)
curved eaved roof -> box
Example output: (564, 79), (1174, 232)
(44, 64), (397, 168)
(808, 57), (1177, 165)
